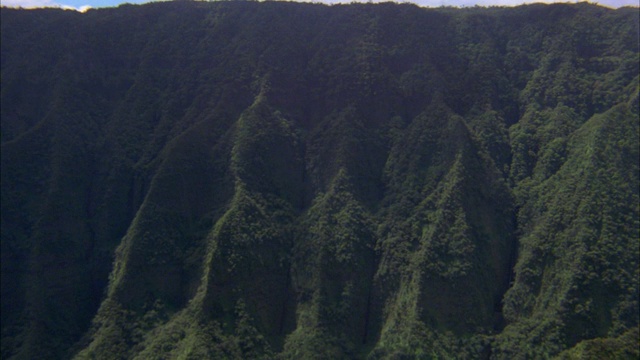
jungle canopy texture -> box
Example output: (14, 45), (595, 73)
(1, 1), (639, 359)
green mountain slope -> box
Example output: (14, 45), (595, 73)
(1, 2), (638, 359)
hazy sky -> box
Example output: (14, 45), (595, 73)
(0, 0), (637, 15)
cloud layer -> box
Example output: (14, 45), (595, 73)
(408, 0), (638, 8)
(1, 0), (91, 11)
(0, 0), (637, 13)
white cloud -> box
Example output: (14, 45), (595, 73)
(352, 0), (637, 7)
(1, 0), (91, 11)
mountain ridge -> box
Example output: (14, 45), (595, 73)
(1, 1), (638, 359)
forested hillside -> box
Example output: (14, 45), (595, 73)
(1, 1), (638, 359)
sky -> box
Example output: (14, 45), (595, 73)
(0, 0), (637, 14)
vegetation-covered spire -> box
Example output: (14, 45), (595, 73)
(1, 2), (637, 359)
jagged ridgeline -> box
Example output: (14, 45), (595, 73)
(1, 1), (638, 359)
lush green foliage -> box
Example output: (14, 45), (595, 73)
(1, 1), (638, 359)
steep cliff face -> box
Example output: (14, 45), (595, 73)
(1, 2), (638, 359)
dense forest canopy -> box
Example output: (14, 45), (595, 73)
(1, 1), (638, 359)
